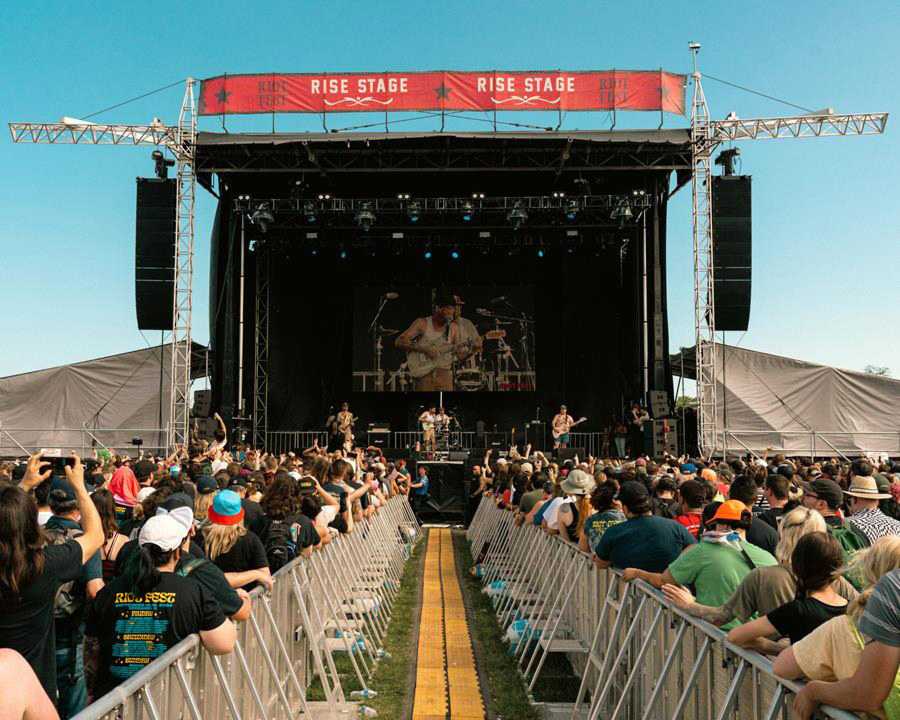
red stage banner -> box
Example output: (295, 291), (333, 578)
(199, 70), (686, 116)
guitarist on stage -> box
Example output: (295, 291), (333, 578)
(336, 402), (356, 452)
(395, 291), (461, 391)
(552, 405), (576, 449)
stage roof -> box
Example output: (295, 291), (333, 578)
(196, 128), (693, 196)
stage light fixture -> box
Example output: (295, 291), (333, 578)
(250, 204), (275, 234)
(302, 200), (317, 223)
(461, 201), (474, 222)
(714, 148), (740, 176)
(472, 192), (485, 199)
(407, 200), (421, 223)
(536, 248), (545, 258)
(611, 198), (633, 228)
(450, 247), (460, 260)
(338, 245), (349, 260)
(397, 193), (411, 200)
(565, 199), (579, 221)
(355, 202), (376, 232)
(317, 193), (331, 201)
(507, 201), (528, 230)
(552, 191), (566, 198)
(424, 249), (433, 260)
(151, 150), (174, 179)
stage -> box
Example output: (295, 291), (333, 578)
(201, 130), (688, 443)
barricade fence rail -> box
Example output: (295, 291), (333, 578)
(0, 426), (169, 458)
(72, 496), (419, 720)
(466, 497), (863, 720)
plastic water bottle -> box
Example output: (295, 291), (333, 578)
(376, 649), (391, 659)
(351, 688), (378, 699)
(360, 705), (378, 717)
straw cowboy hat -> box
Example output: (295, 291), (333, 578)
(843, 475), (891, 500)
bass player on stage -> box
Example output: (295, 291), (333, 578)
(551, 405), (576, 449)
(395, 291), (462, 391)
(336, 402), (357, 452)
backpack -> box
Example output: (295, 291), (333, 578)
(44, 525), (85, 620)
(829, 523), (870, 590)
(263, 520), (296, 572)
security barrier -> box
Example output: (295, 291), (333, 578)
(467, 497), (863, 720)
(73, 496), (419, 720)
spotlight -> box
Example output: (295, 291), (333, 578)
(471, 192), (485, 199)
(397, 193), (411, 200)
(355, 202), (376, 232)
(611, 198), (633, 228)
(151, 150), (174, 179)
(424, 249), (433, 260)
(507, 201), (527, 230)
(250, 204), (275, 233)
(714, 148), (740, 176)
(407, 200), (421, 223)
(317, 193), (331, 201)
(536, 248), (545, 258)
(552, 191), (566, 198)
(450, 247), (460, 260)
(338, 246), (349, 260)
(461, 201), (474, 222)
(302, 200), (317, 223)
(565, 199), (579, 222)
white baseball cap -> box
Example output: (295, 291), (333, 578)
(156, 506), (195, 536)
(139, 515), (187, 552)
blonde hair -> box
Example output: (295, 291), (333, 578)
(775, 507), (826, 567)
(848, 536), (900, 620)
(194, 493), (215, 523)
(574, 495), (592, 537)
(203, 522), (246, 561)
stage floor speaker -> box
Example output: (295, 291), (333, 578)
(712, 175), (752, 331)
(135, 178), (177, 330)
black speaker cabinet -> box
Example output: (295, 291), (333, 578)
(192, 389), (211, 417)
(712, 175), (752, 331)
(135, 178), (177, 330)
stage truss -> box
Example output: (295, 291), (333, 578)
(7, 49), (889, 453)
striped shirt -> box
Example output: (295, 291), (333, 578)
(846, 508), (900, 545)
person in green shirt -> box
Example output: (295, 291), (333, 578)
(623, 500), (777, 629)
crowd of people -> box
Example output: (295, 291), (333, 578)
(476, 448), (900, 719)
(0, 426), (416, 719)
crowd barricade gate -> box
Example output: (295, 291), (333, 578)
(72, 496), (419, 720)
(467, 497), (865, 720)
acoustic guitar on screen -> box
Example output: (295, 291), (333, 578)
(552, 417), (588, 440)
(406, 336), (477, 379)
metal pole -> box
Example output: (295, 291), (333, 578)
(642, 211), (649, 399)
(237, 213), (246, 420)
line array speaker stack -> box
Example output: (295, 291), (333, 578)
(711, 175), (752, 331)
(135, 178), (177, 330)
(646, 418), (679, 458)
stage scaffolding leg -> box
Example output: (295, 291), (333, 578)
(689, 46), (719, 457)
(168, 78), (197, 452)
(252, 243), (270, 449)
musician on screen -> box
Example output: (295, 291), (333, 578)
(552, 405), (575, 449)
(395, 291), (465, 391)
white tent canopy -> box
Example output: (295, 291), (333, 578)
(671, 343), (900, 457)
(0, 343), (207, 456)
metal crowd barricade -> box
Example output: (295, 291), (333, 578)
(266, 431), (329, 454)
(467, 497), (864, 720)
(73, 496), (419, 720)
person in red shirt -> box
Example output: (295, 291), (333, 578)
(674, 479), (707, 539)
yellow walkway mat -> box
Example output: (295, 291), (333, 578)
(412, 528), (485, 720)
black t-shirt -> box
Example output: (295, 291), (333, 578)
(767, 595), (848, 644)
(177, 557), (243, 617)
(747, 517), (779, 556)
(757, 507), (786, 531)
(210, 532), (268, 590)
(0, 540), (83, 702)
(242, 498), (265, 536)
(286, 513), (321, 551)
(86, 572), (226, 698)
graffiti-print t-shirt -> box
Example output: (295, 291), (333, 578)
(86, 572), (225, 698)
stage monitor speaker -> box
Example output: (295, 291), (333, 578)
(556, 448), (585, 462)
(485, 432), (508, 448)
(449, 450), (470, 462)
(135, 178), (177, 330)
(367, 430), (391, 447)
(648, 419), (679, 458)
(712, 175), (752, 331)
(648, 390), (670, 418)
(526, 421), (547, 451)
(192, 389), (211, 417)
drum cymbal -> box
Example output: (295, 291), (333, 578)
(484, 329), (507, 340)
(377, 326), (400, 336)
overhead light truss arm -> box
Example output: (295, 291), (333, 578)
(8, 121), (179, 149)
(708, 112), (887, 146)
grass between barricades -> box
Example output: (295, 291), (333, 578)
(304, 537), (425, 713)
(453, 531), (541, 720)
(366, 537), (425, 718)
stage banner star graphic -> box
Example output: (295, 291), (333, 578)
(198, 70), (686, 116)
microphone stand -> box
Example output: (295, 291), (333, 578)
(368, 295), (390, 388)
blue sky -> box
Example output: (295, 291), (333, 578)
(1, 1), (897, 380)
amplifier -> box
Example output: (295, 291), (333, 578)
(485, 432), (508, 448)
(449, 450), (470, 462)
(367, 430), (391, 446)
(368, 422), (391, 432)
